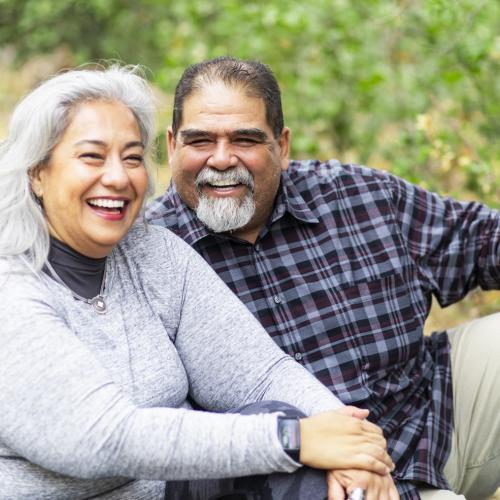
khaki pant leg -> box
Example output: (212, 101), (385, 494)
(443, 313), (500, 500)
(419, 488), (465, 499)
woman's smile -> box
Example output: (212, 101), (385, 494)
(31, 100), (149, 258)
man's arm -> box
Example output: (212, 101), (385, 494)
(387, 172), (500, 305)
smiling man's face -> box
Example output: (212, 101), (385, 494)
(168, 81), (290, 242)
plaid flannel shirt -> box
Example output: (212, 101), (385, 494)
(146, 160), (500, 498)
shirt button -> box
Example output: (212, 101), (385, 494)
(294, 352), (303, 361)
(273, 295), (282, 304)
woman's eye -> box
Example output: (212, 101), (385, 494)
(80, 152), (103, 161)
(124, 155), (144, 165)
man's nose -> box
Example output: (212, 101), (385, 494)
(100, 156), (129, 190)
(206, 141), (238, 170)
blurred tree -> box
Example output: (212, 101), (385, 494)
(1, 0), (500, 206)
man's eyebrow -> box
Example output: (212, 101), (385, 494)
(231, 128), (269, 141)
(179, 129), (213, 140)
(73, 139), (144, 149)
(179, 128), (270, 142)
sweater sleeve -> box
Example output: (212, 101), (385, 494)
(170, 235), (343, 416)
(0, 269), (298, 481)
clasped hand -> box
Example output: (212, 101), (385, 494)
(299, 406), (394, 475)
(299, 406), (399, 499)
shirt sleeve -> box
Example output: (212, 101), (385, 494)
(0, 270), (300, 481)
(387, 172), (500, 306)
(171, 236), (343, 415)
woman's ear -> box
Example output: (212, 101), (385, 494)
(29, 166), (44, 199)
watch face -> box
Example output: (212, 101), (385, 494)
(278, 417), (300, 450)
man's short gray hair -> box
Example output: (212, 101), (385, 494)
(0, 65), (156, 272)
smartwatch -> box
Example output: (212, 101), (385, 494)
(277, 416), (301, 462)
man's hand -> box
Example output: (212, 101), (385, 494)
(327, 469), (400, 500)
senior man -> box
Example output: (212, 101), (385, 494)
(146, 56), (500, 499)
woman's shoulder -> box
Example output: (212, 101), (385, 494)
(121, 223), (195, 261)
(0, 258), (51, 310)
(0, 257), (38, 283)
(114, 222), (198, 287)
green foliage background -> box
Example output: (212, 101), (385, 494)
(2, 0), (500, 204)
(1, 0), (500, 336)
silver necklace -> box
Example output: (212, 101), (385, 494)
(44, 260), (108, 314)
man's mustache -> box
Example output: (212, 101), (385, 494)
(195, 167), (255, 193)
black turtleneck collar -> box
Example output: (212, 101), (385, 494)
(46, 237), (107, 299)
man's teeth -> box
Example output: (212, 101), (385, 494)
(209, 180), (240, 187)
(88, 199), (126, 208)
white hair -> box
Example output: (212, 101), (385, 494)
(194, 165), (256, 232)
(196, 195), (256, 233)
(0, 65), (156, 272)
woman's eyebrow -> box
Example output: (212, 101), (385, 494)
(74, 139), (107, 147)
(124, 141), (145, 149)
(73, 139), (144, 148)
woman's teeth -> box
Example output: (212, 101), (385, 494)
(88, 199), (126, 208)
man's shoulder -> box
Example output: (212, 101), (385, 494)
(286, 159), (391, 195)
(145, 186), (182, 229)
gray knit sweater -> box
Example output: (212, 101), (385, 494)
(0, 224), (342, 499)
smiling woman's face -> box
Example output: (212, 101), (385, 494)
(31, 100), (149, 258)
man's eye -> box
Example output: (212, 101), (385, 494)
(234, 138), (259, 146)
(186, 138), (211, 146)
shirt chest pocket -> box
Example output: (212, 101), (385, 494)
(334, 270), (423, 368)
(280, 268), (424, 402)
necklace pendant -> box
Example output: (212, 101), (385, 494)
(92, 295), (107, 314)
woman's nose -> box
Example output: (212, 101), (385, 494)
(100, 157), (129, 190)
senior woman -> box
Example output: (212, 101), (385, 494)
(0, 66), (394, 499)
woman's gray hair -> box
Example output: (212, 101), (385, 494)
(0, 65), (156, 272)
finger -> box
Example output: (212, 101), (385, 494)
(327, 472), (346, 500)
(345, 477), (378, 500)
(337, 406), (370, 420)
(359, 444), (394, 471)
(361, 419), (385, 437)
(367, 485), (382, 500)
(362, 431), (388, 450)
(346, 485), (371, 500)
(352, 451), (392, 476)
(389, 481), (400, 500)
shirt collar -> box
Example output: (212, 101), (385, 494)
(150, 184), (211, 247)
(157, 170), (319, 246)
(274, 169), (319, 225)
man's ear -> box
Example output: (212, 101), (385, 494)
(166, 127), (176, 166)
(278, 127), (291, 171)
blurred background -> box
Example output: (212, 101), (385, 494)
(1, 0), (500, 362)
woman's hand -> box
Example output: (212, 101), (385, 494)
(299, 410), (394, 475)
(335, 405), (370, 420)
(327, 469), (400, 500)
